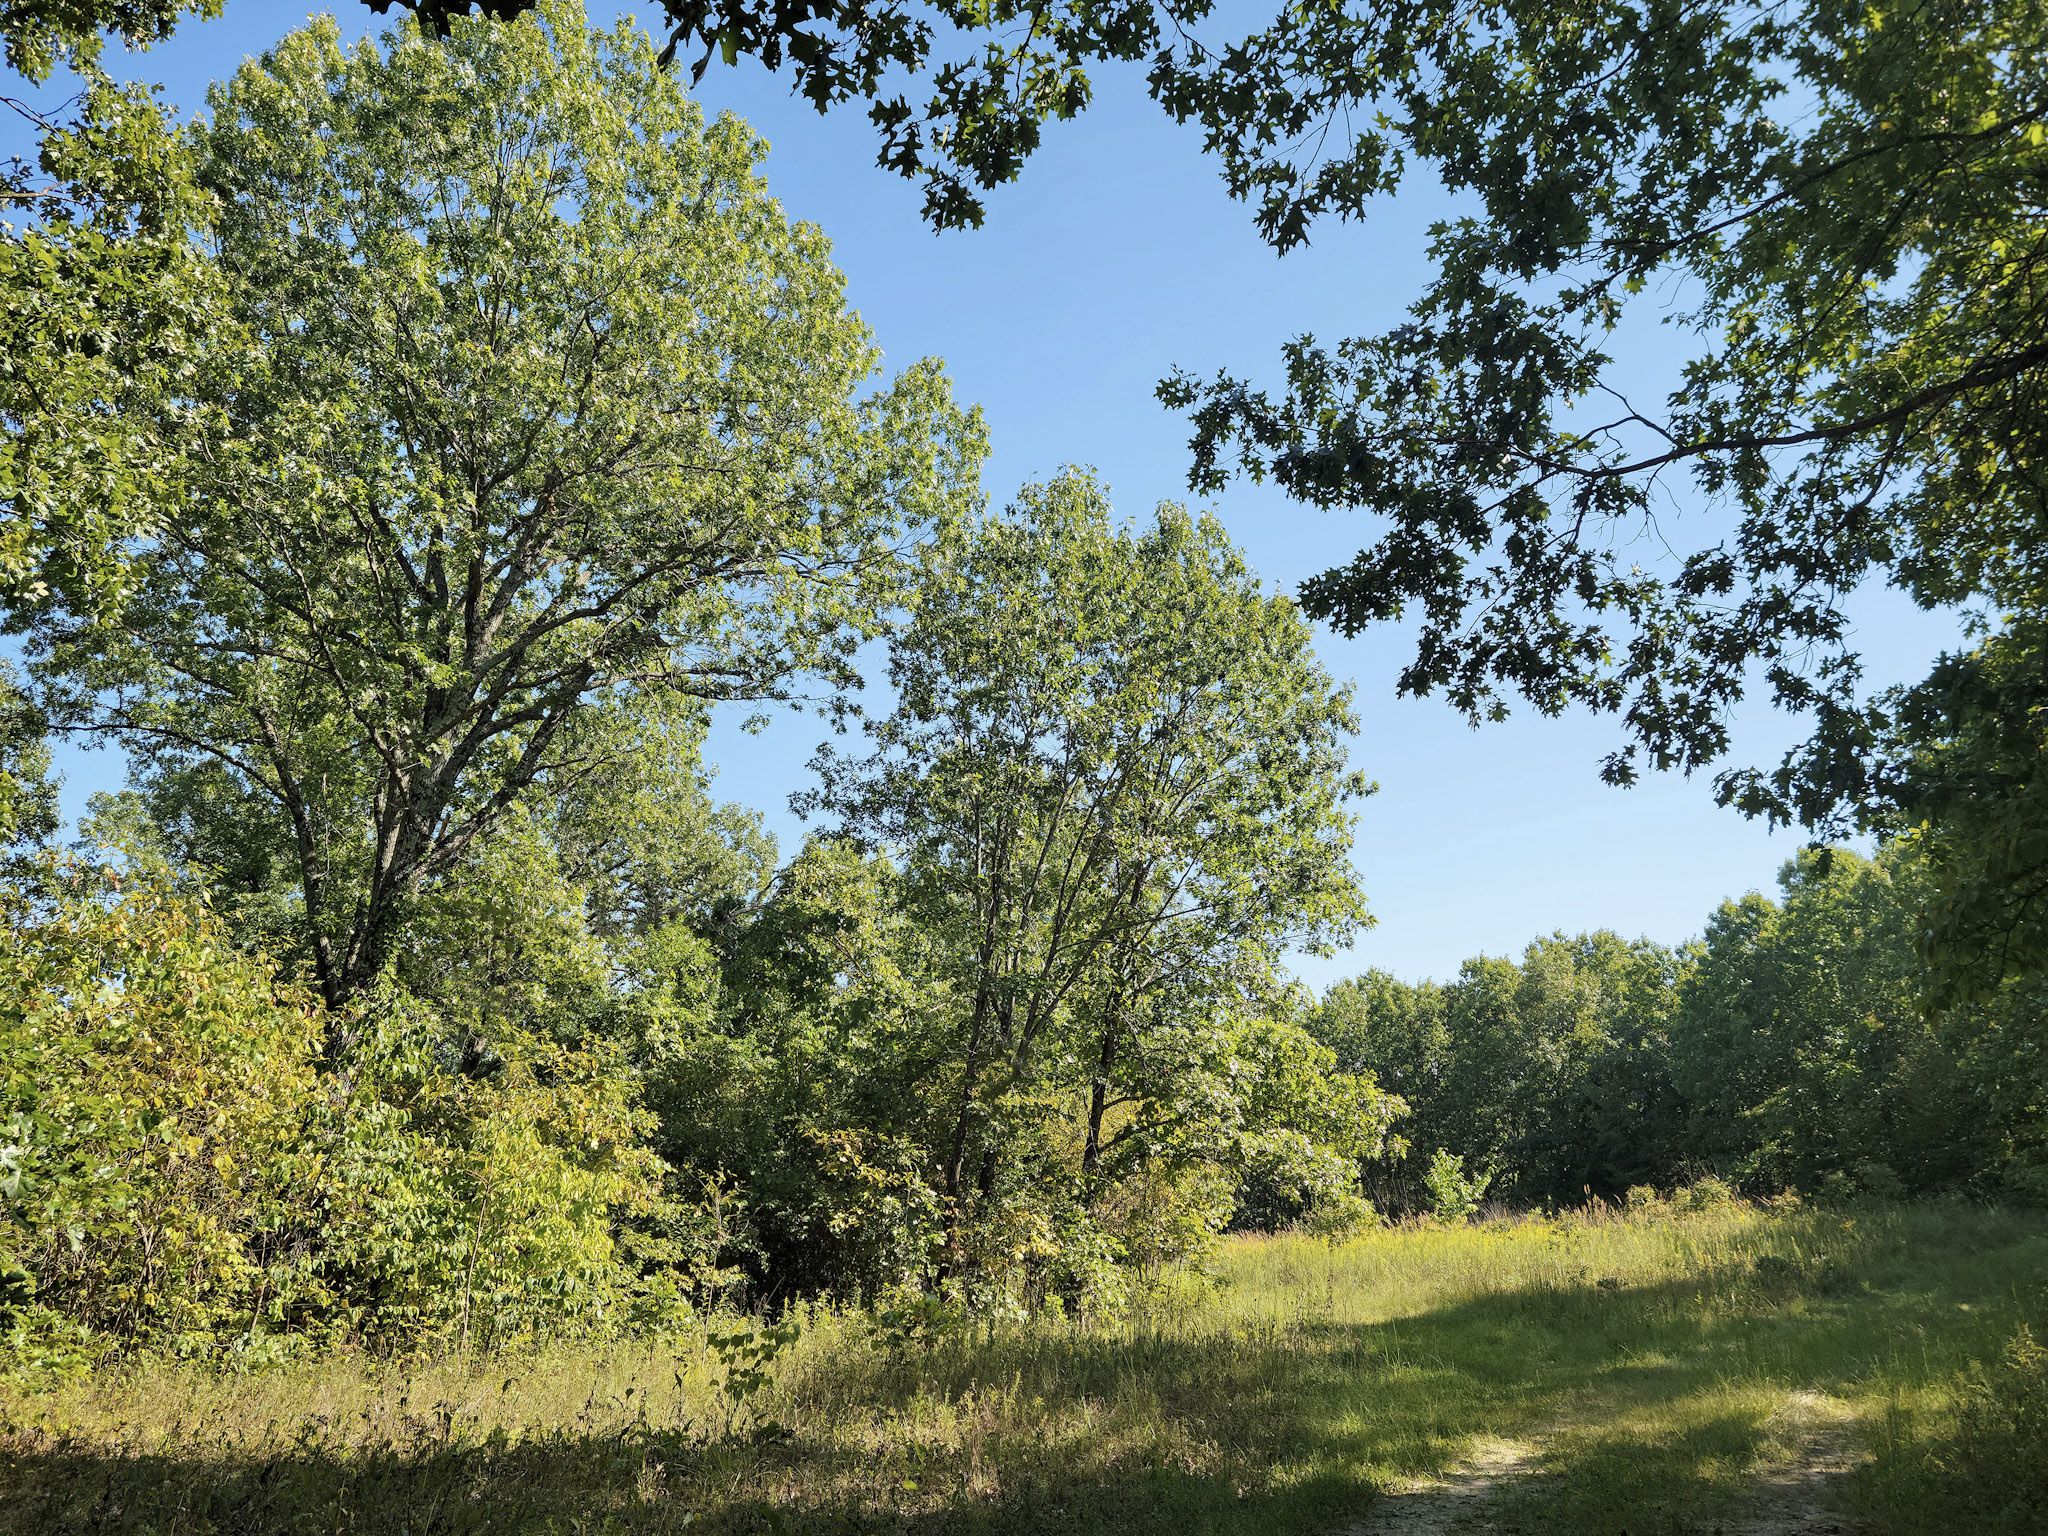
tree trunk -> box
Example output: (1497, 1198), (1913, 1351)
(1081, 1021), (1119, 1180)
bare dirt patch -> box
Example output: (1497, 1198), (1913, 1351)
(1342, 1438), (1539, 1536)
(1715, 1391), (1870, 1536)
(1340, 1392), (1871, 1536)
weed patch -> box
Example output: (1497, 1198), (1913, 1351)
(1, 1202), (2041, 1535)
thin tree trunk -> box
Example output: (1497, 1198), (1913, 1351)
(1081, 1019), (1119, 1180)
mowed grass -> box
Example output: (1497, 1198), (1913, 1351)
(3, 1200), (2043, 1536)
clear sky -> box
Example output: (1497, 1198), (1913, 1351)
(11, 3), (1967, 984)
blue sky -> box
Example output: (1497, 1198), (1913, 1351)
(12, 3), (1966, 984)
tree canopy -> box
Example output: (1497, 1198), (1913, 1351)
(13, 6), (2043, 858)
(1315, 845), (2048, 1212)
(21, 3), (982, 1006)
(804, 470), (1388, 1279)
(287, 0), (2047, 999)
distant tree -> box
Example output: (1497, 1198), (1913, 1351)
(1669, 847), (1997, 1196)
(1328, 849), (2045, 1209)
(24, 4), (981, 1008)
(1312, 970), (1450, 1100)
(1308, 970), (1442, 1210)
(1319, 933), (1686, 1208)
(1510, 933), (1689, 1200)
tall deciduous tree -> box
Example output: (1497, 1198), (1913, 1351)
(804, 469), (1381, 1260)
(27, 2), (982, 1007)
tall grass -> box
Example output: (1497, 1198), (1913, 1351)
(3, 1200), (2042, 1535)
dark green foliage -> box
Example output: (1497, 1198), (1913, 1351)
(1674, 847), (2048, 1201)
(1324, 845), (2048, 1210)
(1677, 850), (1930, 1194)
(1879, 621), (2048, 1005)
(1156, 0), (2048, 880)
(1315, 933), (1685, 1209)
(642, 839), (959, 1302)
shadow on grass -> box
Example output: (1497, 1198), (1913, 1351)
(4, 1216), (2041, 1536)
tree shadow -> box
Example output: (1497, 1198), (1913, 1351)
(1, 1227), (2032, 1536)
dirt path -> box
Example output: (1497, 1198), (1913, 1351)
(1716, 1391), (1870, 1536)
(1340, 1393), (1869, 1536)
(1341, 1438), (1539, 1536)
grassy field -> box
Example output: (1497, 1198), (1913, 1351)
(3, 1199), (2044, 1535)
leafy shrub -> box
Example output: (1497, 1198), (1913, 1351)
(1671, 1175), (1738, 1212)
(0, 859), (327, 1369)
(2001, 1152), (2048, 1207)
(1422, 1150), (1493, 1221)
(703, 1318), (803, 1438)
(1949, 1324), (2048, 1524)
(313, 982), (678, 1352)
(1228, 1127), (1378, 1237)
(0, 862), (680, 1371)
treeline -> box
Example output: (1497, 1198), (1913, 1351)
(4, 0), (2045, 1383)
(0, 1), (1392, 1365)
(1315, 846), (2048, 1214)
(2, 470), (1406, 1367)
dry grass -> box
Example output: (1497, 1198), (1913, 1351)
(3, 1199), (2043, 1535)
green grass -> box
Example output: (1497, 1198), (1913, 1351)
(3, 1200), (2043, 1535)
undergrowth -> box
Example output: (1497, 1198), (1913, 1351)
(1, 1200), (2041, 1536)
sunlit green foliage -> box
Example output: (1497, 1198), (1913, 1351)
(1420, 1149), (1491, 1221)
(0, 859), (325, 1367)
(397, 1), (2048, 988)
(0, 0), (215, 83)
(0, 70), (224, 628)
(0, 664), (58, 863)
(0, 860), (676, 1370)
(23, 0), (980, 1009)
